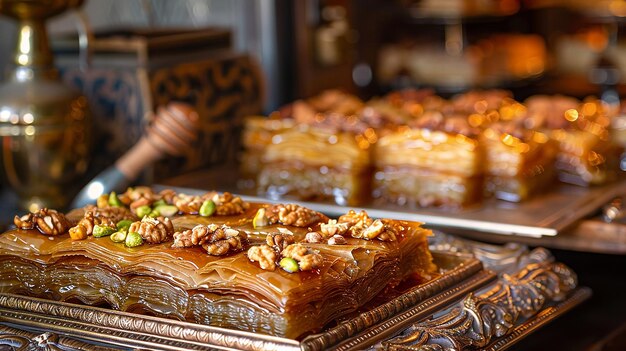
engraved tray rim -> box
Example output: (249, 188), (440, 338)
(0, 252), (493, 351)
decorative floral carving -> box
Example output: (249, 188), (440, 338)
(381, 248), (578, 351)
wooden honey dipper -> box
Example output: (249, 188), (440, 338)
(71, 102), (200, 209)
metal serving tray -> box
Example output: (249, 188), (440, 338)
(0, 240), (589, 351)
(0, 253), (492, 351)
(157, 178), (626, 238)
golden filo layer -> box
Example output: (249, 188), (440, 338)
(0, 207), (433, 339)
(374, 128), (482, 177)
(481, 129), (557, 178)
(263, 129), (372, 170)
(241, 117), (295, 150)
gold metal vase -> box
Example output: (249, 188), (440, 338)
(0, 0), (91, 212)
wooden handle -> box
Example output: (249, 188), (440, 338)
(115, 102), (200, 181)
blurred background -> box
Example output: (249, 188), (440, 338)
(1, 0), (625, 204)
(0, 1), (625, 349)
(3, 0), (626, 110)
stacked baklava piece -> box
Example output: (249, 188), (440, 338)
(0, 187), (436, 339)
(243, 89), (624, 208)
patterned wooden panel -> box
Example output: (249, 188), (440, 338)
(59, 53), (263, 180)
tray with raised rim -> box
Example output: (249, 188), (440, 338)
(0, 251), (493, 351)
(0, 236), (590, 351)
(158, 169), (626, 238)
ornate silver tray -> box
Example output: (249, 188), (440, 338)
(0, 237), (590, 351)
(0, 252), (493, 351)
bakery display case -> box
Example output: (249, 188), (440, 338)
(0, 0), (625, 350)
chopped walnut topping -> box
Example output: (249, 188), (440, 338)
(328, 235), (347, 245)
(212, 192), (250, 216)
(119, 186), (158, 208)
(14, 208), (70, 236)
(320, 219), (349, 238)
(338, 210), (373, 238)
(305, 231), (324, 243)
(377, 219), (400, 242)
(265, 233), (295, 252)
(265, 204), (326, 227)
(281, 243), (308, 261)
(338, 210), (373, 227)
(247, 245), (277, 270)
(282, 243), (323, 271)
(129, 196), (151, 210)
(360, 219), (385, 240)
(204, 232), (246, 255)
(67, 206), (137, 240)
(352, 219), (398, 241)
(13, 213), (34, 229)
(124, 186), (155, 202)
(173, 191), (247, 216)
(172, 224), (247, 256)
(85, 205), (136, 225)
(158, 189), (177, 205)
(129, 216), (174, 244)
(174, 193), (204, 214)
(298, 253), (324, 271)
(337, 211), (398, 241)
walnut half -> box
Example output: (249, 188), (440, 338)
(129, 216), (174, 244)
(265, 204), (327, 227)
(14, 208), (70, 236)
(247, 244), (277, 270)
(212, 192), (250, 216)
(281, 243), (323, 271)
(173, 223), (248, 256)
(337, 210), (398, 242)
(265, 233), (295, 252)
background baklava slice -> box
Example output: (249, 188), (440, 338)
(528, 97), (623, 186)
(373, 112), (484, 208)
(257, 125), (374, 206)
(482, 121), (557, 201)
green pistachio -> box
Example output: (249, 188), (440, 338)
(116, 219), (133, 231)
(110, 231), (127, 243)
(154, 204), (178, 217)
(93, 225), (116, 238)
(279, 257), (299, 273)
(152, 199), (167, 207)
(108, 191), (123, 207)
(199, 200), (216, 217)
(135, 205), (152, 218)
(125, 232), (143, 248)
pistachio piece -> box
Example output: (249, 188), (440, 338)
(116, 219), (133, 231)
(108, 192), (123, 207)
(110, 231), (127, 243)
(125, 232), (143, 247)
(93, 225), (116, 238)
(279, 257), (299, 273)
(135, 205), (152, 218)
(199, 200), (216, 217)
(152, 199), (167, 207)
(252, 208), (269, 228)
(154, 204), (178, 217)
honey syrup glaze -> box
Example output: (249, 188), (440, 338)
(0, 196), (435, 339)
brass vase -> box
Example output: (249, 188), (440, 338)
(0, 0), (91, 212)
